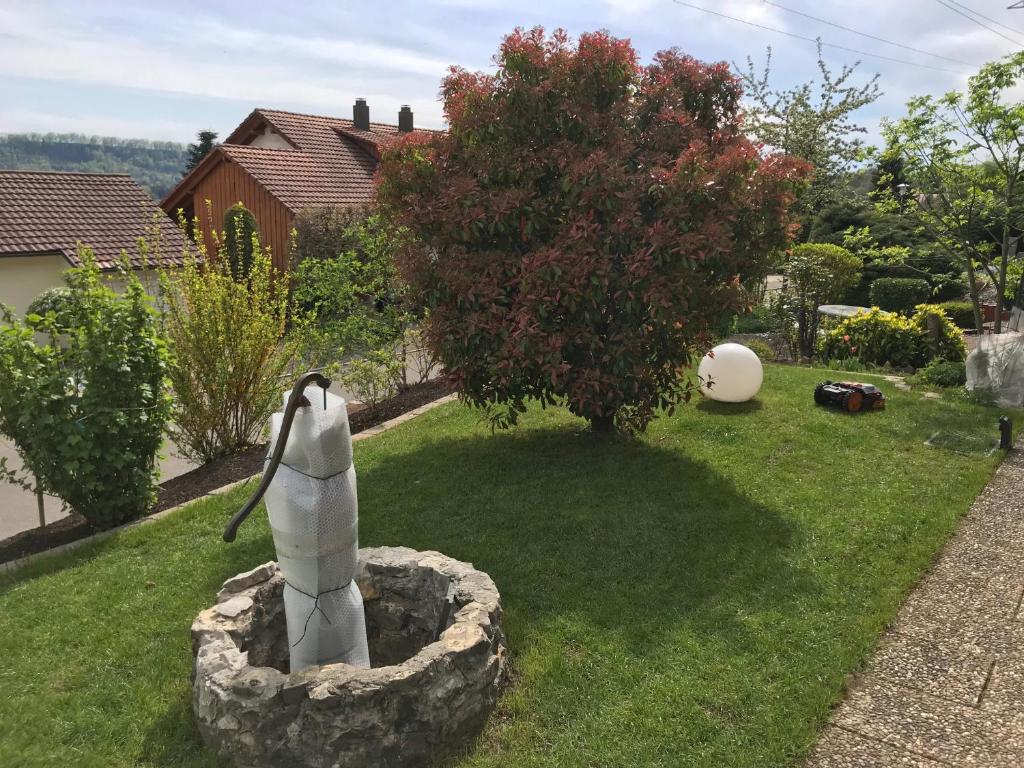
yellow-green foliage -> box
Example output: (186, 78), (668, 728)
(912, 304), (967, 362)
(159, 236), (305, 463)
(822, 304), (965, 369)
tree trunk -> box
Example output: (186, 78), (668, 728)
(589, 413), (616, 435)
(966, 266), (985, 335)
(996, 227), (1011, 334)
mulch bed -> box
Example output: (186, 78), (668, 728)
(0, 379), (454, 566)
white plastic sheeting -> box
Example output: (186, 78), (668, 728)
(264, 386), (370, 672)
(966, 332), (1024, 407)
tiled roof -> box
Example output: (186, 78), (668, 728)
(0, 171), (190, 270)
(216, 108), (440, 213)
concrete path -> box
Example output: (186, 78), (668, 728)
(805, 442), (1024, 767)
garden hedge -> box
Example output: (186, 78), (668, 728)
(870, 277), (933, 314)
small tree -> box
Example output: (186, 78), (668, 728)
(184, 130), (218, 174)
(222, 202), (260, 282)
(378, 28), (809, 433)
(0, 252), (172, 529)
(739, 43), (881, 235)
(291, 205), (370, 264)
(880, 52), (1024, 333)
(784, 243), (862, 358)
(160, 224), (306, 463)
(292, 208), (416, 366)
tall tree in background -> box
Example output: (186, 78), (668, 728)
(184, 130), (218, 175)
(880, 51), (1024, 334)
(739, 42), (881, 236)
(378, 28), (809, 434)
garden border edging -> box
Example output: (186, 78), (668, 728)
(0, 393), (458, 575)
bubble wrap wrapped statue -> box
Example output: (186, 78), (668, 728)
(966, 332), (1024, 407)
(223, 372), (370, 672)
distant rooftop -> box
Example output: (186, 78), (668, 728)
(0, 170), (189, 270)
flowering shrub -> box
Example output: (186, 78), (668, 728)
(160, 234), (307, 463)
(821, 305), (965, 369)
(377, 28), (809, 433)
(0, 252), (172, 529)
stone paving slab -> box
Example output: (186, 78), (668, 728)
(805, 444), (1024, 767)
(806, 725), (949, 767)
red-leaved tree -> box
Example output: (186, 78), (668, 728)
(377, 28), (809, 433)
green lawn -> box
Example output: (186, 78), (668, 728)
(0, 364), (1013, 767)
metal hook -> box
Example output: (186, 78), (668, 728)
(223, 371), (332, 542)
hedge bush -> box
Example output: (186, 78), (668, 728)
(821, 305), (966, 369)
(939, 300), (976, 329)
(870, 277), (932, 314)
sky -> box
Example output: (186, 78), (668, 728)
(0, 0), (1022, 148)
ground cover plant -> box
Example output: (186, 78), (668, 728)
(0, 364), (1013, 767)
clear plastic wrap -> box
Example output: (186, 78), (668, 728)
(263, 385), (370, 671)
(966, 332), (1024, 407)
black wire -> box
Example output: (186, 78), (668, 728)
(762, 0), (973, 66)
(942, 0), (1024, 37)
(933, 0), (1024, 48)
(669, 0), (968, 74)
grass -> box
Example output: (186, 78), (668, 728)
(0, 363), (1015, 767)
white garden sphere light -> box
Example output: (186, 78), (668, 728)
(698, 343), (763, 403)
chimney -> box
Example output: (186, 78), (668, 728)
(353, 98), (370, 130)
(398, 105), (414, 133)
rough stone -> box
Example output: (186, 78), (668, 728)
(214, 596), (253, 618)
(191, 547), (508, 768)
(217, 562), (277, 600)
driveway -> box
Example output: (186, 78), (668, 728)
(0, 437), (198, 540)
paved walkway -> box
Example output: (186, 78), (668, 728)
(805, 442), (1024, 767)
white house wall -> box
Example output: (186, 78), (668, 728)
(0, 255), (164, 317)
(0, 253), (71, 316)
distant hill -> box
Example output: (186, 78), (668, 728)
(0, 133), (188, 201)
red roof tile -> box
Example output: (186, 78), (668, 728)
(0, 171), (190, 270)
(213, 108), (440, 213)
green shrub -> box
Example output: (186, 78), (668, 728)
(743, 339), (775, 362)
(733, 305), (771, 334)
(160, 234), (307, 463)
(292, 211), (414, 366)
(784, 243), (862, 358)
(869, 277), (932, 314)
(26, 286), (73, 323)
(340, 349), (402, 418)
(0, 251), (172, 529)
(913, 359), (967, 388)
(939, 300), (975, 329)
(222, 202), (259, 283)
(821, 305), (966, 369)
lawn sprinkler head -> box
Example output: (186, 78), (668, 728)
(1000, 415), (1013, 450)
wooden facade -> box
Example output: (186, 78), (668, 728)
(166, 153), (294, 273)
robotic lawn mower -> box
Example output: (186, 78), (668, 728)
(814, 381), (886, 413)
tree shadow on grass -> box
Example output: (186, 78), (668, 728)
(355, 424), (816, 657)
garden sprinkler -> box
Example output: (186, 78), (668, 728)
(224, 371), (370, 672)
